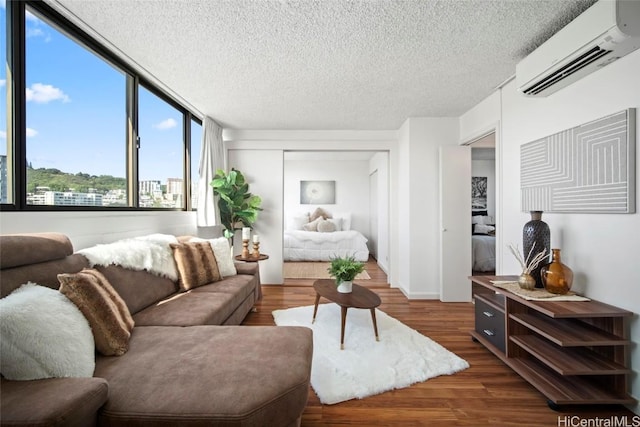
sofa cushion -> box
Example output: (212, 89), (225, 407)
(190, 273), (257, 303)
(0, 254), (89, 298)
(0, 283), (95, 380)
(58, 269), (134, 356)
(0, 233), (73, 269)
(171, 242), (221, 291)
(95, 265), (178, 315)
(132, 291), (239, 326)
(0, 377), (109, 427)
(94, 325), (312, 427)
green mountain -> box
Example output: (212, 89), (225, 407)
(27, 166), (126, 194)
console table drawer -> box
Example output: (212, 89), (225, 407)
(475, 298), (505, 352)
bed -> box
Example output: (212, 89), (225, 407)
(283, 210), (369, 262)
(283, 230), (369, 261)
(472, 234), (495, 272)
(472, 211), (495, 272)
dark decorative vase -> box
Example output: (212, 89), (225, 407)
(541, 249), (574, 295)
(522, 211), (550, 288)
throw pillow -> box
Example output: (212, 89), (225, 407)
(0, 283), (95, 380)
(190, 237), (237, 278)
(474, 224), (496, 235)
(170, 242), (222, 291)
(309, 207), (332, 222)
(303, 216), (323, 232)
(317, 218), (337, 232)
(58, 268), (135, 356)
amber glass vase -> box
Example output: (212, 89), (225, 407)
(541, 249), (573, 294)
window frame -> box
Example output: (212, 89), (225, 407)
(1, 1), (199, 212)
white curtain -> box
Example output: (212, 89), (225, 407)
(197, 117), (225, 227)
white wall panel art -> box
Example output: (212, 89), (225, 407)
(521, 109), (636, 213)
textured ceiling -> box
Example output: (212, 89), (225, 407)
(53, 0), (597, 130)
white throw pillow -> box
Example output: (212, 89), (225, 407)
(333, 213), (351, 231)
(0, 283), (95, 380)
(190, 237), (237, 278)
(287, 213), (310, 231)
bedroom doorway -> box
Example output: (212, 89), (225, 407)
(281, 151), (390, 286)
(470, 133), (496, 276)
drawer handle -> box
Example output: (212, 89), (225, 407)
(483, 329), (495, 337)
(482, 311), (494, 318)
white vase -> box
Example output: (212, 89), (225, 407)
(337, 280), (353, 293)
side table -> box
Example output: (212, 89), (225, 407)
(234, 254), (269, 262)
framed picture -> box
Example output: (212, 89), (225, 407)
(472, 176), (487, 210)
(300, 180), (335, 204)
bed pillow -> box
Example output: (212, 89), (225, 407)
(58, 268), (134, 356)
(0, 283), (95, 380)
(171, 242), (222, 291)
(309, 207), (332, 222)
(190, 237), (237, 278)
(326, 217), (342, 231)
(302, 216), (323, 232)
(474, 224), (495, 235)
(287, 213), (310, 230)
(333, 213), (351, 231)
(317, 218), (337, 233)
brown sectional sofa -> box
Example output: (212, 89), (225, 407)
(0, 233), (313, 426)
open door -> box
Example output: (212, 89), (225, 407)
(439, 146), (472, 302)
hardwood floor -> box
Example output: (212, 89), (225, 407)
(244, 260), (636, 426)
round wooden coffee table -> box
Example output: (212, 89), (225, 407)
(312, 279), (382, 350)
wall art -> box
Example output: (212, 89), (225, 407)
(521, 108), (635, 213)
(300, 180), (335, 204)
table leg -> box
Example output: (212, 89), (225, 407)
(370, 308), (379, 342)
(341, 306), (348, 350)
(312, 293), (321, 323)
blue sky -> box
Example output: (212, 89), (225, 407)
(1, 2), (199, 183)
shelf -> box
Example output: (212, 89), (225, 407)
(470, 275), (635, 407)
(510, 335), (631, 376)
(509, 313), (630, 347)
(470, 330), (506, 359)
(474, 293), (505, 313)
(507, 357), (635, 405)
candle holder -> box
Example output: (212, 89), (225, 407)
(252, 241), (260, 258)
(242, 239), (250, 259)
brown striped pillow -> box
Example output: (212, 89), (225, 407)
(58, 268), (134, 356)
(170, 242), (221, 291)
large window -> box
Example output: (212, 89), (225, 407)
(25, 8), (127, 207)
(138, 86), (184, 208)
(1, 1), (202, 210)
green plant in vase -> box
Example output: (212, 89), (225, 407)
(210, 168), (262, 239)
(328, 256), (365, 294)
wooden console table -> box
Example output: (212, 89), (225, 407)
(470, 275), (635, 409)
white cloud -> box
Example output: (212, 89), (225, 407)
(26, 83), (70, 104)
(26, 128), (38, 138)
(0, 130), (6, 139)
(0, 79), (5, 88)
(153, 118), (178, 130)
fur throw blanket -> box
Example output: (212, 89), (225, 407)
(78, 234), (179, 281)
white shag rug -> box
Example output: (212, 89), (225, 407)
(272, 304), (469, 405)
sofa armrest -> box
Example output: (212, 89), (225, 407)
(1, 377), (109, 427)
(234, 262), (259, 276)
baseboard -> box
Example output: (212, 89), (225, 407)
(397, 286), (440, 300)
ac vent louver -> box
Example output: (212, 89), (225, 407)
(522, 46), (612, 95)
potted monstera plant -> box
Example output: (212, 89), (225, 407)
(328, 256), (365, 293)
(210, 168), (262, 239)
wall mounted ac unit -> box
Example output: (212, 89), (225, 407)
(516, 0), (640, 97)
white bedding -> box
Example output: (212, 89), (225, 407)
(283, 230), (369, 262)
(472, 234), (495, 272)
